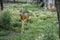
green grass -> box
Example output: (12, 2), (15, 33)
(0, 4), (59, 40)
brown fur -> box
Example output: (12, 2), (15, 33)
(20, 13), (29, 34)
(50, 3), (54, 11)
(21, 13), (29, 21)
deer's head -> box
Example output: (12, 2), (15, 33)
(20, 7), (23, 16)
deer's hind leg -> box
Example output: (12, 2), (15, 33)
(25, 18), (29, 30)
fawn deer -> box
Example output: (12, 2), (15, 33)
(20, 7), (29, 34)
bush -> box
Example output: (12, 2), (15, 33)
(0, 10), (11, 30)
(0, 4), (59, 40)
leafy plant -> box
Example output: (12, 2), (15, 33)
(0, 10), (11, 30)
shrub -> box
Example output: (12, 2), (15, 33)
(0, 10), (11, 30)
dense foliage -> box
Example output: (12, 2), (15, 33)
(0, 4), (59, 40)
(0, 10), (11, 30)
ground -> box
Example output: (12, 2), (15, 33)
(0, 3), (59, 40)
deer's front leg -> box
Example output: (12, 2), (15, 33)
(21, 20), (24, 34)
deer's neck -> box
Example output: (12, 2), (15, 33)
(20, 12), (22, 16)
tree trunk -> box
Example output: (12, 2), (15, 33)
(0, 0), (3, 11)
(55, 0), (60, 38)
(14, 0), (15, 3)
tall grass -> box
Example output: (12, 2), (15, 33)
(0, 10), (11, 30)
(0, 4), (59, 40)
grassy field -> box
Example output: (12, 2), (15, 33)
(0, 4), (59, 40)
